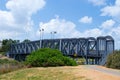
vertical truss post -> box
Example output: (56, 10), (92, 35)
(59, 39), (62, 51)
(86, 39), (88, 64)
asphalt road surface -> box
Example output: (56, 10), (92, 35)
(85, 65), (120, 77)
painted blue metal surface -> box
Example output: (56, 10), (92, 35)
(8, 36), (114, 65)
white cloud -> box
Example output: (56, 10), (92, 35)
(101, 0), (120, 21)
(0, 0), (46, 40)
(37, 16), (81, 38)
(6, 0), (45, 24)
(6, 0), (45, 15)
(0, 31), (21, 40)
(37, 16), (102, 38)
(82, 28), (102, 37)
(37, 16), (103, 40)
(0, 11), (15, 30)
(108, 26), (120, 49)
(88, 0), (106, 6)
(100, 19), (115, 29)
(79, 16), (93, 24)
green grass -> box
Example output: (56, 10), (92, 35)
(0, 67), (89, 80)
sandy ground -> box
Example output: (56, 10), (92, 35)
(73, 65), (120, 80)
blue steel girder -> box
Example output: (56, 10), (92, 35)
(77, 38), (88, 56)
(88, 37), (97, 55)
(97, 37), (106, 55)
(69, 39), (79, 55)
(9, 36), (114, 59)
(61, 39), (70, 55)
(42, 39), (60, 49)
(106, 40), (114, 54)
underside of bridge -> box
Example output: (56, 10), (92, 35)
(8, 36), (114, 65)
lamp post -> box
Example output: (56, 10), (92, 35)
(41, 29), (44, 40)
(50, 31), (57, 39)
(39, 28), (44, 48)
(50, 32), (53, 39)
(53, 31), (57, 39)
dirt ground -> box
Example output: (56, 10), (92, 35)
(72, 65), (120, 80)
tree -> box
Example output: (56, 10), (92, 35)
(2, 39), (19, 46)
(106, 50), (120, 69)
(0, 39), (20, 52)
(23, 39), (30, 43)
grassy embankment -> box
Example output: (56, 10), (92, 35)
(0, 53), (25, 75)
(0, 66), (89, 80)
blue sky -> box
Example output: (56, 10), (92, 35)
(0, 0), (120, 49)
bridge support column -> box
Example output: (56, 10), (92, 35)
(85, 58), (88, 64)
(95, 58), (99, 64)
(92, 59), (94, 64)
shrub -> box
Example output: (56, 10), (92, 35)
(76, 58), (85, 65)
(106, 50), (120, 69)
(25, 48), (77, 67)
(47, 57), (64, 66)
(0, 59), (25, 74)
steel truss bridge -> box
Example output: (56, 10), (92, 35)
(8, 36), (114, 65)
